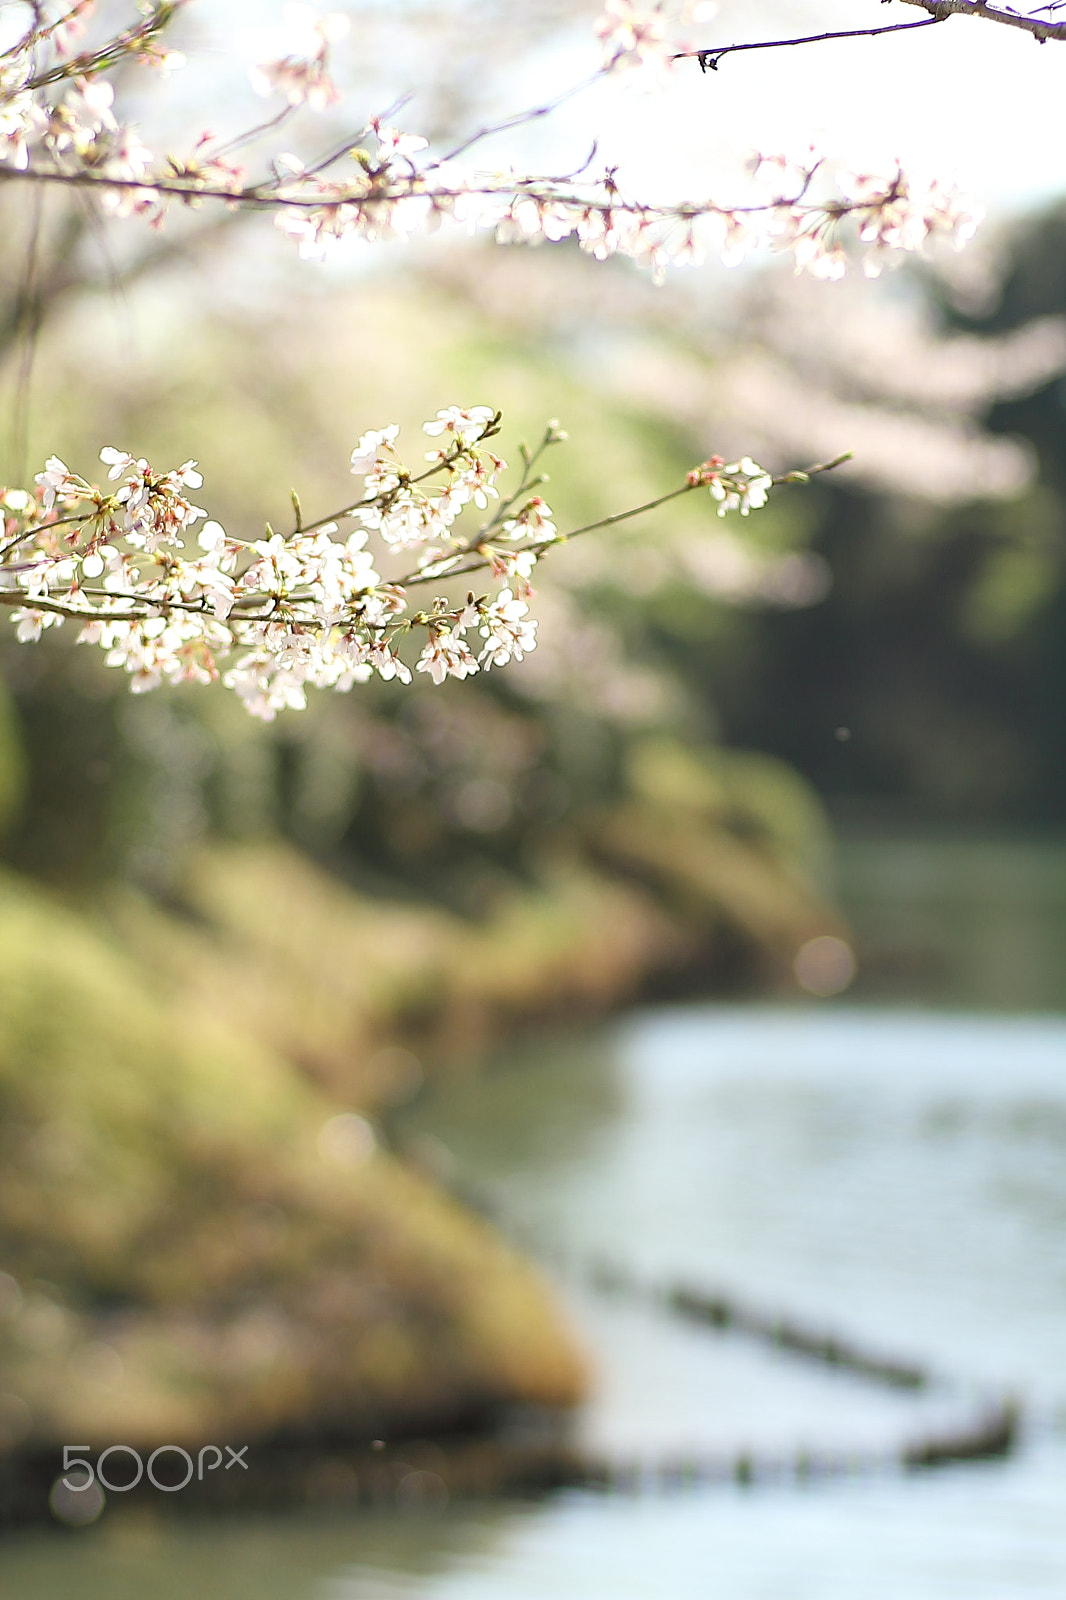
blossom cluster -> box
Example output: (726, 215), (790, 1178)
(596, 0), (717, 80)
(248, 3), (349, 111)
(0, 411), (789, 719)
(256, 125), (981, 285)
(687, 456), (773, 514)
(0, 3), (980, 281)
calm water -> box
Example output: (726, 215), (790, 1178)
(3, 836), (1066, 1597)
(837, 831), (1066, 1011)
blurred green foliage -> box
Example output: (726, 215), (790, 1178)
(701, 205), (1066, 825)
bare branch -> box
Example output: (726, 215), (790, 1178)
(674, 16), (944, 73)
(675, 0), (1066, 70)
(393, 455), (854, 593)
(431, 69), (605, 168)
(896, 0), (1066, 44)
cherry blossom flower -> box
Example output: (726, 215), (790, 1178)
(35, 457), (80, 511)
(373, 123), (430, 163)
(423, 407), (496, 446)
(350, 426), (401, 477)
(250, 4), (349, 110)
(13, 609), (62, 643)
(170, 556), (237, 620)
(479, 590), (538, 668)
(99, 450), (207, 550)
(416, 633), (479, 685)
(596, 1), (671, 76)
(689, 456), (774, 516)
(486, 546), (540, 586)
(502, 497), (557, 542)
(363, 639), (412, 684)
(0, 92), (45, 169)
(62, 76), (118, 137)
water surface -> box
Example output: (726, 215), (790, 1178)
(4, 1000), (1065, 1598)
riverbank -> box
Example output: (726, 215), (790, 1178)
(0, 866), (587, 1508)
(0, 742), (841, 1504)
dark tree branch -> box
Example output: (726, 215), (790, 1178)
(675, 16), (944, 73)
(897, 0), (1066, 44)
(676, 0), (1066, 71)
(0, 201), (91, 359)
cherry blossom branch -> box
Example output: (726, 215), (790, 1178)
(0, 2), (986, 721)
(0, 2), (85, 64)
(0, 417), (849, 716)
(0, 4), (981, 282)
(395, 452), (853, 591)
(279, 419), (506, 542)
(0, 154), (981, 288)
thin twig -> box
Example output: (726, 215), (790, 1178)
(675, 16), (943, 71)
(431, 70), (606, 170)
(676, 0), (1066, 66)
(394, 454), (853, 592)
(206, 104), (298, 166)
(0, 161), (856, 229)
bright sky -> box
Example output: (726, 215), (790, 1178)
(522, 0), (1066, 221)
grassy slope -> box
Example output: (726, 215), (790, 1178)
(100, 738), (840, 1105)
(0, 868), (586, 1453)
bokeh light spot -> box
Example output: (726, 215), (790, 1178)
(794, 935), (857, 997)
(49, 1473), (105, 1527)
(317, 1113), (376, 1168)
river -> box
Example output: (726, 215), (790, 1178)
(2, 834), (1064, 1597)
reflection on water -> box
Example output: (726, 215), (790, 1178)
(7, 1448), (1066, 1600)
(4, 836), (1066, 1597)
(838, 832), (1066, 1010)
(0, 1509), (520, 1600)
